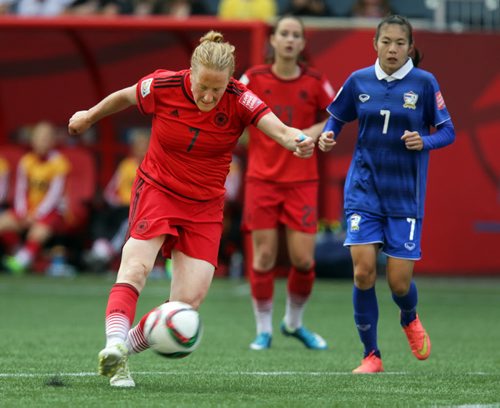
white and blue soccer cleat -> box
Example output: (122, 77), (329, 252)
(280, 321), (328, 350)
(249, 332), (272, 350)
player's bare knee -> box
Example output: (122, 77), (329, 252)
(354, 268), (376, 289)
(388, 279), (410, 297)
(291, 257), (314, 272)
(117, 259), (150, 289)
(253, 252), (276, 271)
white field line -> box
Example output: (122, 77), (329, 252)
(0, 370), (497, 378)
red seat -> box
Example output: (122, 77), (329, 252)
(60, 146), (97, 232)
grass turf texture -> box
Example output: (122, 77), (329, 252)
(0, 274), (499, 407)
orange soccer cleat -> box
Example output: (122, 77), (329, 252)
(352, 351), (384, 374)
(402, 314), (431, 360)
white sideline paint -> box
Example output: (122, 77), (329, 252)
(0, 370), (497, 378)
(1, 370), (399, 378)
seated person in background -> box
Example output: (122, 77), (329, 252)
(0, 121), (70, 275)
(218, 0), (276, 21)
(350, 0), (393, 18)
(0, 0), (14, 14)
(13, 0), (74, 15)
(134, 0), (210, 16)
(84, 129), (150, 272)
(284, 0), (333, 17)
(65, 0), (134, 15)
(0, 156), (8, 209)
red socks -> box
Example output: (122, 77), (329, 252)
(105, 283), (139, 323)
(287, 266), (315, 299)
(104, 283), (139, 345)
(249, 268), (274, 301)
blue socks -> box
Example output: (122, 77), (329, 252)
(353, 286), (380, 358)
(353, 281), (419, 357)
(392, 280), (418, 327)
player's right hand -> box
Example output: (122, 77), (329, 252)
(68, 110), (92, 135)
(318, 131), (336, 152)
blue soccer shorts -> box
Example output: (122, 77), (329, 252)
(344, 210), (422, 260)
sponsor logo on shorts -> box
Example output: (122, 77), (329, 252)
(350, 213), (361, 232)
(135, 220), (150, 234)
(405, 242), (416, 251)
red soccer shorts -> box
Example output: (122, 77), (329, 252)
(243, 178), (318, 233)
(128, 177), (224, 267)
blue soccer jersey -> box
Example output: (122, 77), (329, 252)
(327, 59), (453, 219)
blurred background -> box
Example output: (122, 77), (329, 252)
(0, 0), (499, 278)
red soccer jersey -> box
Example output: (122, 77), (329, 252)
(136, 69), (270, 201)
(241, 65), (334, 182)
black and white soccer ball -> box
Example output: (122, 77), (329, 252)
(144, 301), (202, 358)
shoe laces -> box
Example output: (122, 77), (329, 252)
(405, 319), (424, 345)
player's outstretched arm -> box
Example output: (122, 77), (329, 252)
(68, 85), (137, 135)
(255, 112), (315, 158)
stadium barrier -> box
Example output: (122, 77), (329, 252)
(0, 17), (499, 275)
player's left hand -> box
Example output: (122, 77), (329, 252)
(401, 130), (423, 151)
(294, 134), (315, 158)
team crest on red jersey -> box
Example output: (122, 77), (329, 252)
(135, 220), (150, 234)
(213, 112), (229, 127)
(239, 91), (263, 112)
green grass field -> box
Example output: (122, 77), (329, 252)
(0, 274), (499, 407)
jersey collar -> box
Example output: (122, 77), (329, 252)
(375, 58), (414, 82)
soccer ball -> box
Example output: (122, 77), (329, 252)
(144, 301), (202, 359)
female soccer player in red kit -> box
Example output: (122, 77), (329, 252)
(240, 16), (335, 350)
(68, 31), (314, 388)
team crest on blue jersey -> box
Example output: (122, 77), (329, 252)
(350, 213), (361, 232)
(403, 91), (418, 110)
